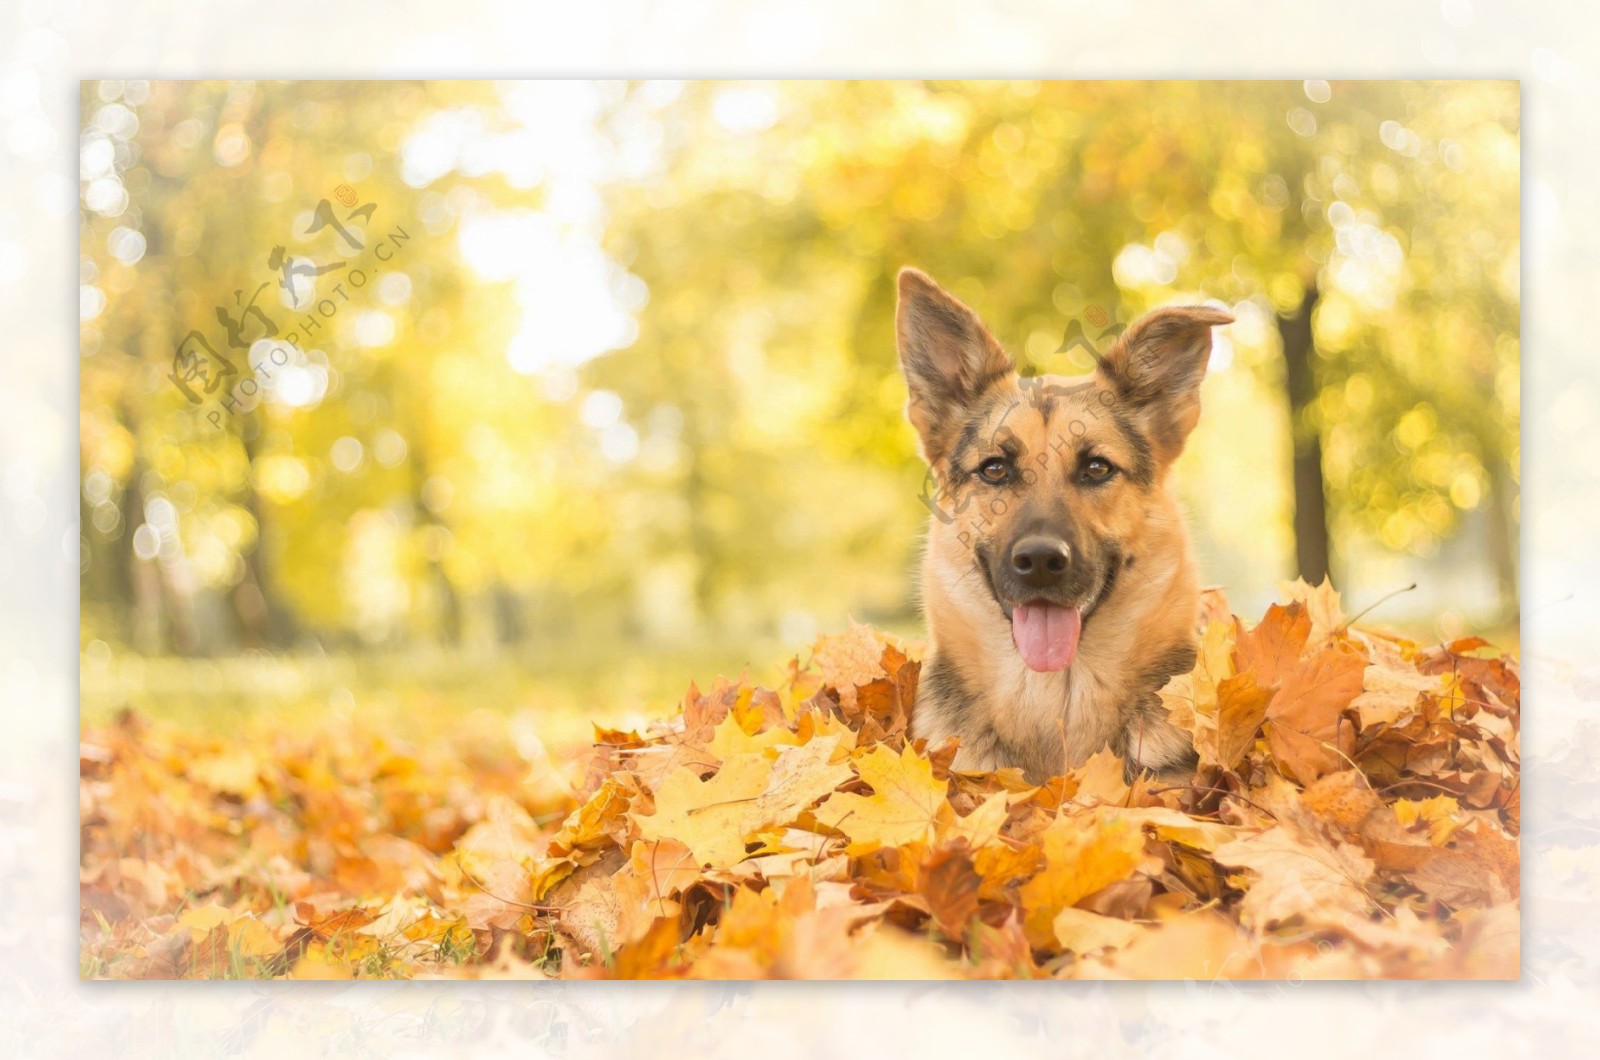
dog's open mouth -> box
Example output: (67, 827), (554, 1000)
(1009, 602), (1082, 673)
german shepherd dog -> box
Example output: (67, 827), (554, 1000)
(896, 268), (1232, 784)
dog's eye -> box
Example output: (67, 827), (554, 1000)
(977, 457), (1010, 484)
(1082, 457), (1115, 483)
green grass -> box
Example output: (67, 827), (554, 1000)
(78, 633), (864, 749)
(79, 611), (1509, 751)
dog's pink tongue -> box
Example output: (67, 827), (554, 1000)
(1011, 604), (1083, 672)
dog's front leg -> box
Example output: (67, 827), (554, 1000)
(1113, 694), (1199, 783)
(948, 735), (1007, 775)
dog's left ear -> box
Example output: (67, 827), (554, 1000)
(1095, 305), (1234, 461)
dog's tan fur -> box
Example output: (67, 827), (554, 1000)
(896, 268), (1231, 783)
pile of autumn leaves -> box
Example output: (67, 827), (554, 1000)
(80, 581), (1519, 980)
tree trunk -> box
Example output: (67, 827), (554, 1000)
(681, 393), (713, 635)
(408, 432), (461, 646)
(121, 463), (165, 654)
(1277, 284), (1331, 584)
(1483, 450), (1519, 625)
(235, 417), (295, 647)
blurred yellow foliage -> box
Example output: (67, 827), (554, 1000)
(78, 79), (1518, 677)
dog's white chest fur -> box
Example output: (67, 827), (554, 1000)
(984, 634), (1123, 770)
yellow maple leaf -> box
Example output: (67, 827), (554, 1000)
(794, 707), (859, 750)
(1018, 810), (1148, 948)
(1073, 747), (1131, 805)
(1198, 610), (1238, 693)
(561, 875), (626, 957)
(635, 754), (774, 868)
(1213, 821), (1375, 931)
(689, 875), (812, 975)
(847, 921), (963, 980)
(632, 734), (854, 874)
(942, 791), (1011, 848)
(1116, 806), (1239, 853)
(1215, 671), (1273, 771)
(548, 777), (634, 857)
(288, 943), (352, 980)
(813, 745), (951, 855)
(1052, 906), (1142, 955)
(1351, 660), (1443, 729)
(628, 837), (702, 910)
(810, 623), (894, 708)
(708, 709), (800, 760)
(187, 749), (262, 798)
(403, 914), (475, 950)
(1163, 617), (1236, 765)
(753, 733), (855, 827)
(1393, 794), (1466, 845)
(229, 916), (281, 960)
(1280, 576), (1346, 645)
(526, 855), (579, 902)
(177, 903), (231, 941)
(972, 839), (1044, 901)
(1232, 601), (1311, 690)
(1263, 645), (1365, 783)
(450, 803), (545, 910)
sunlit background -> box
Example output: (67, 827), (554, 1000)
(77, 79), (1519, 732)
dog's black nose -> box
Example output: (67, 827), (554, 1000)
(1009, 535), (1070, 588)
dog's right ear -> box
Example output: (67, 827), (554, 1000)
(896, 268), (1014, 463)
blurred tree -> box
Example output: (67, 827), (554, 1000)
(79, 79), (1519, 658)
(594, 80), (1517, 620)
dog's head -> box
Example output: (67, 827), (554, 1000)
(896, 268), (1231, 673)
